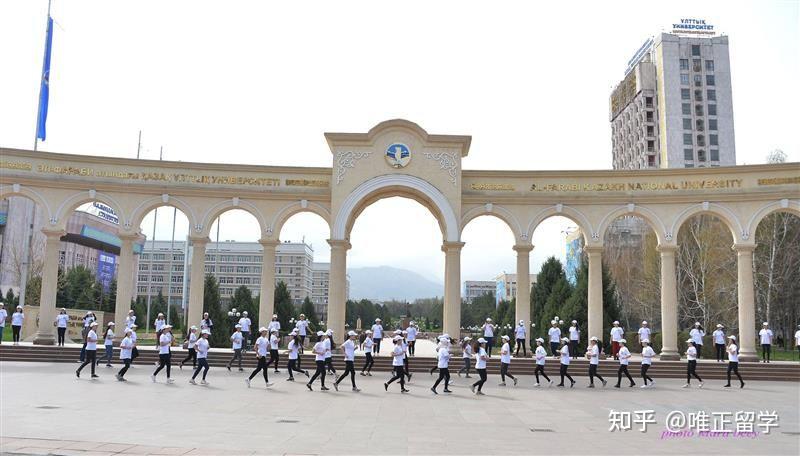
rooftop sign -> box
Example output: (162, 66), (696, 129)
(672, 18), (716, 36)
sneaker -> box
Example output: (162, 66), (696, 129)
(475, 391), (484, 395)
(320, 386), (329, 391)
(640, 384), (649, 389)
(431, 387), (438, 395)
(614, 384), (620, 388)
(723, 384), (731, 388)
(470, 384), (476, 394)
(740, 382), (745, 389)
(106, 364), (112, 368)
(602, 379), (607, 387)
(265, 382), (274, 388)
(587, 384), (595, 388)
(534, 383), (540, 387)
(333, 382), (339, 391)
(465, 374), (472, 378)
(166, 378), (174, 384)
(629, 383), (636, 387)
(547, 380), (552, 387)
(570, 381), (575, 388)
(499, 382), (506, 386)
(682, 383), (690, 388)
(367, 372), (372, 376)
(699, 382), (704, 389)
(119, 377), (127, 382)
(189, 379), (197, 385)
(649, 381), (655, 388)
(91, 374), (99, 379)
(401, 388), (410, 393)
(245, 379), (251, 388)
(227, 366), (231, 372)
(557, 383), (564, 387)
(286, 377), (295, 382)
(443, 389), (452, 393)
(239, 368), (244, 372)
(151, 375), (156, 383)
(306, 383), (313, 391)
(360, 372), (367, 376)
(201, 380), (208, 385)
(384, 383), (389, 392)
(514, 378), (519, 386)
(304, 371), (310, 378)
(75, 370), (80, 379)
(352, 387), (361, 392)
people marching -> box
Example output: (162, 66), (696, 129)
(586, 336), (606, 388)
(725, 335), (745, 388)
(533, 338), (552, 387)
(499, 335), (517, 386)
(458, 336), (473, 378)
(360, 330), (374, 375)
(712, 324), (726, 362)
(189, 329), (211, 385)
(640, 339), (655, 388)
(683, 339), (704, 388)
(179, 326), (198, 370)
(75, 321), (99, 379)
(247, 327), (274, 389)
(514, 320), (527, 357)
(226, 325), (244, 372)
(151, 324), (174, 384)
(470, 338), (489, 395)
(614, 339), (635, 388)
(430, 334), (452, 394)
(97, 322), (115, 368)
(557, 337), (575, 387)
(333, 331), (360, 392)
(286, 330), (309, 381)
(306, 331), (328, 391)
(385, 335), (410, 393)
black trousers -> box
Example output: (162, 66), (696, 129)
(241, 331), (250, 351)
(515, 339), (527, 356)
(227, 349), (242, 370)
(570, 340), (579, 358)
(192, 358), (209, 380)
(12, 325), (21, 343)
(761, 344), (771, 362)
(534, 364), (550, 383)
(118, 358), (131, 378)
(181, 348), (197, 368)
(361, 352), (374, 373)
(408, 340), (416, 355)
(324, 357), (336, 374)
(486, 337), (494, 356)
(287, 358), (306, 379)
(588, 363), (604, 385)
(387, 365), (406, 388)
(559, 364), (574, 385)
(500, 362), (516, 382)
(57, 327), (66, 346)
(403, 356), (411, 380)
(686, 360), (702, 383)
(266, 349), (280, 371)
(249, 356), (270, 383)
(550, 342), (559, 356)
(458, 357), (471, 376)
(472, 368), (487, 391)
(153, 353), (172, 378)
(433, 367), (450, 390)
(132, 346), (139, 361)
(641, 363), (653, 384)
(616, 365), (634, 386)
(715, 343), (726, 362)
(695, 344), (703, 359)
(727, 361), (744, 385)
(373, 338), (381, 354)
(308, 360), (326, 386)
(77, 350), (97, 376)
(336, 360), (357, 387)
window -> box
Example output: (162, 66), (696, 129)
(681, 88), (690, 100)
(139, 264), (149, 271)
(645, 96), (653, 107)
(646, 126), (654, 136)
(705, 60), (714, 71)
(710, 134), (718, 146)
(682, 103), (691, 115)
(708, 104), (717, 116)
(646, 111), (653, 122)
(707, 89), (716, 101)
(647, 140), (654, 151)
(709, 119), (718, 130)
(685, 163), (695, 168)
(693, 59), (701, 72)
(681, 74), (689, 85)
(692, 44), (701, 56)
(683, 133), (693, 145)
(684, 148), (694, 160)
(696, 119), (704, 131)
(710, 149), (719, 161)
(706, 75), (715, 86)
(680, 59), (689, 70)
(697, 135), (705, 146)
(695, 104), (704, 116)
(694, 74), (702, 87)
(171, 276), (183, 283)
(683, 118), (692, 130)
(694, 90), (703, 101)
(698, 150), (706, 162)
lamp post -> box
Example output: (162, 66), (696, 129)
(226, 308), (240, 332)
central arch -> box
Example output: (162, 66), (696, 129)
(333, 174), (459, 242)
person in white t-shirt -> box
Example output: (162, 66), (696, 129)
(371, 319), (384, 355)
(265, 329), (282, 373)
(306, 331), (329, 391)
(116, 328), (134, 381)
(568, 320), (580, 359)
(724, 335), (745, 388)
(514, 320), (527, 357)
(11, 306), (24, 345)
(151, 325), (174, 383)
(482, 318), (496, 356)
(557, 337), (575, 387)
(431, 334), (453, 394)
(534, 337), (552, 387)
(247, 327), (274, 388)
(200, 312), (213, 334)
(76, 321), (99, 379)
(190, 329), (211, 385)
(125, 310), (136, 330)
(548, 321), (562, 358)
(286, 331), (309, 381)
(385, 335), (410, 393)
(759, 322), (773, 363)
(712, 324), (726, 362)
(458, 337), (473, 378)
(640, 339), (656, 388)
(795, 325), (800, 360)
(406, 322), (418, 356)
(227, 325), (244, 372)
(180, 326), (199, 370)
(682, 339), (703, 388)
(54, 308), (69, 346)
(0, 303), (7, 345)
(614, 339), (635, 388)
(97, 322), (115, 367)
(585, 336), (606, 388)
(609, 321), (624, 360)
(470, 338), (489, 395)
(498, 335), (517, 386)
(324, 329), (337, 375)
(689, 322), (705, 359)
(400, 331), (412, 382)
(334, 331), (360, 392)
(238, 311), (251, 352)
(267, 314), (281, 334)
(637, 321), (651, 347)
(129, 325), (139, 362)
(360, 330), (374, 375)
(154, 313), (166, 339)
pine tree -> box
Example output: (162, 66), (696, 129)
(4, 288), (17, 308)
(539, 277), (574, 338)
(532, 257), (567, 330)
(273, 281), (295, 333)
(203, 274), (227, 347)
(300, 296), (319, 331)
(231, 285), (257, 324)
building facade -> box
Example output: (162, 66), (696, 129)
(611, 32), (735, 170)
(463, 280), (495, 304)
(493, 273), (537, 306)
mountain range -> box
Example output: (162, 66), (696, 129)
(347, 266), (443, 301)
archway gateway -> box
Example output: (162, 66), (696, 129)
(1, 119), (798, 361)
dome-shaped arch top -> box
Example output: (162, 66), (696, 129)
(333, 174), (459, 242)
(199, 198), (268, 238)
(669, 202), (743, 243)
(0, 184), (54, 224)
(597, 204), (668, 245)
(461, 203), (524, 243)
(54, 190), (128, 231)
(526, 204), (594, 243)
(746, 199), (800, 239)
(270, 200), (332, 238)
(130, 195), (199, 233)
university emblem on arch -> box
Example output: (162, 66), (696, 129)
(385, 143), (411, 168)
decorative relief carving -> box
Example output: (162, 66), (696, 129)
(665, 231), (673, 242)
(423, 152), (458, 186)
(335, 151), (372, 185)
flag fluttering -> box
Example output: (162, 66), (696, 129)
(36, 15), (54, 141)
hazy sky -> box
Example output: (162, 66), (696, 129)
(2, 1), (798, 284)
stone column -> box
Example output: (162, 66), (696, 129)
(327, 239), (351, 339)
(513, 244), (533, 335)
(657, 244), (680, 360)
(113, 234), (138, 340)
(33, 229), (65, 345)
(442, 242), (465, 339)
(734, 244), (758, 362)
(585, 246), (604, 343)
(187, 236), (209, 331)
(258, 239), (279, 328)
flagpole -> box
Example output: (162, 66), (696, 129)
(33, 0), (52, 152)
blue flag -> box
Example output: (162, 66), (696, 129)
(36, 16), (53, 141)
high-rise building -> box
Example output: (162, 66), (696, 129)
(463, 280), (495, 304)
(610, 28), (735, 170)
(310, 262), (349, 322)
(493, 273), (537, 307)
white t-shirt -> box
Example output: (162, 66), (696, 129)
(83, 316), (94, 328)
(535, 346), (547, 365)
(255, 336), (269, 357)
(437, 347), (450, 368)
(759, 328), (773, 344)
(0, 309), (8, 327)
(324, 338), (332, 358)
(231, 332), (243, 350)
(475, 347), (488, 369)
(569, 326), (579, 341)
(56, 314), (69, 328)
(610, 326), (624, 341)
(686, 346), (697, 361)
(589, 345), (599, 365)
(125, 315), (136, 329)
(371, 324), (383, 338)
(11, 312), (24, 326)
(406, 326), (417, 341)
(500, 342), (511, 364)
(462, 344), (473, 359)
(187, 332), (197, 349)
(155, 319), (165, 332)
(86, 330), (98, 351)
(483, 324), (494, 338)
(560, 345), (570, 365)
(618, 346), (631, 365)
(295, 320), (309, 336)
(712, 330), (725, 344)
(392, 344), (405, 366)
(268, 320), (280, 333)
(270, 334), (279, 350)
(641, 346), (655, 365)
(313, 341), (326, 361)
(548, 327), (561, 343)
(104, 329), (114, 346)
(158, 333), (172, 355)
(727, 344), (739, 363)
(238, 317), (251, 332)
(638, 327), (651, 341)
(515, 325), (526, 339)
(130, 331), (137, 343)
(288, 340), (299, 360)
(196, 338), (209, 359)
(120, 336), (133, 359)
(363, 337), (373, 352)
(343, 339), (356, 361)
(795, 330), (800, 347)
(689, 328), (705, 344)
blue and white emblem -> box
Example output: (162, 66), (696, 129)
(385, 143), (411, 168)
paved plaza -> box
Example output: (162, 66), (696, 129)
(0, 361), (798, 455)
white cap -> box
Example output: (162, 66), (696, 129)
(463, 336), (472, 341)
(124, 328), (132, 334)
(716, 324), (723, 328)
(316, 331), (325, 336)
(235, 324), (242, 328)
(401, 330), (407, 335)
(108, 322), (115, 326)
(641, 321), (648, 325)
(535, 337), (544, 343)
(128, 309), (134, 313)
(519, 320), (524, 324)
(410, 321), (415, 325)
(694, 322), (701, 326)
(90, 321), (98, 326)
(200, 329), (210, 335)
(501, 335), (510, 340)
(440, 334), (450, 340)
(477, 338), (487, 344)
(571, 320), (577, 324)
(259, 327), (269, 332)
(365, 329), (372, 334)
(289, 330), (297, 336)
(326, 329), (333, 335)
(190, 325), (198, 330)
(393, 335), (403, 341)
(86, 311), (92, 315)
(551, 320), (557, 324)
(641, 339), (649, 344)
(686, 339), (694, 343)
(762, 322), (769, 326)
(242, 311), (248, 315)
(590, 336), (599, 342)
(158, 313), (164, 316)
(393, 330), (402, 335)
(727, 335), (737, 340)
(272, 314), (278, 318)
(347, 331), (357, 337)
(486, 318), (492, 322)
(613, 320), (619, 325)
(130, 324), (137, 329)
(375, 318), (381, 322)
(619, 339), (627, 344)
(561, 337), (570, 342)
(163, 324), (172, 329)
